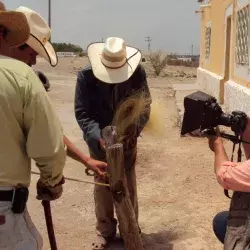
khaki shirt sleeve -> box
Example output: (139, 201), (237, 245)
(23, 69), (66, 187)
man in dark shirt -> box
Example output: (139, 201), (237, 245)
(74, 37), (151, 249)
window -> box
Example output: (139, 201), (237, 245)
(205, 26), (211, 60)
(235, 5), (249, 66)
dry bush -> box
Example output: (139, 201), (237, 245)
(78, 51), (87, 57)
(112, 91), (165, 141)
(112, 91), (151, 142)
(78, 52), (84, 57)
(149, 51), (168, 76)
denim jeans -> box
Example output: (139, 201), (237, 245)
(0, 187), (43, 250)
(213, 211), (229, 244)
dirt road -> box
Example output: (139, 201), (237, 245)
(28, 57), (232, 249)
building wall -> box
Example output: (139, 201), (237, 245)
(197, 0), (250, 116)
(224, 0), (250, 115)
(201, 0), (232, 76)
(197, 67), (222, 101)
(224, 80), (250, 115)
(230, 0), (250, 88)
(198, 0), (233, 102)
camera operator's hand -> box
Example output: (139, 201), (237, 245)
(208, 127), (223, 152)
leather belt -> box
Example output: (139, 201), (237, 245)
(0, 190), (14, 201)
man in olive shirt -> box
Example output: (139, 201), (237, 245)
(0, 4), (66, 250)
(12, 6), (107, 177)
(0, 57), (66, 188)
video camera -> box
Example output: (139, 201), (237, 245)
(181, 91), (248, 138)
(181, 91), (249, 199)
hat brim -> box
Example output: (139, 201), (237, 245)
(0, 11), (30, 47)
(87, 42), (142, 84)
(26, 34), (58, 67)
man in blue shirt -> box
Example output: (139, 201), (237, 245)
(74, 37), (151, 249)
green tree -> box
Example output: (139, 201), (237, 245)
(52, 43), (83, 53)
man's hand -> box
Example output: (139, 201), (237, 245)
(208, 127), (223, 152)
(207, 127), (229, 174)
(36, 177), (65, 201)
(99, 138), (106, 151)
(86, 158), (108, 177)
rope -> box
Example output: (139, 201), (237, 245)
(31, 171), (110, 187)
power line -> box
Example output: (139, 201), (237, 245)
(145, 36), (152, 52)
(48, 0), (51, 41)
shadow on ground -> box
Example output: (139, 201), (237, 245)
(105, 230), (179, 250)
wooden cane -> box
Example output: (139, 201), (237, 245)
(42, 200), (58, 250)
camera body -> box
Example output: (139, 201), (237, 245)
(181, 91), (248, 136)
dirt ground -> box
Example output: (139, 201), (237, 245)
(28, 57), (233, 250)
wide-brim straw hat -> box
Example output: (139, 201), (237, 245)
(0, 2), (30, 47)
(16, 6), (58, 67)
(87, 37), (142, 84)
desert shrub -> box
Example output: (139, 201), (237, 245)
(149, 51), (168, 76)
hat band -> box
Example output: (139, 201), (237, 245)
(102, 52), (125, 63)
(100, 49), (140, 69)
(101, 52), (127, 69)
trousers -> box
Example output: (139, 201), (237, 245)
(212, 211), (228, 244)
(223, 192), (250, 250)
(0, 187), (43, 250)
(92, 144), (138, 238)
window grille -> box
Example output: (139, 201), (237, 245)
(235, 5), (249, 65)
(205, 26), (211, 60)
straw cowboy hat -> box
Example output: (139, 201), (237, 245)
(0, 2), (30, 47)
(16, 6), (58, 67)
(87, 37), (142, 84)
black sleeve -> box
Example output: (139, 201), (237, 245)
(137, 66), (152, 135)
(74, 70), (102, 156)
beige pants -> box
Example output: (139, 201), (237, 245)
(0, 188), (43, 250)
(224, 192), (250, 250)
(93, 146), (138, 238)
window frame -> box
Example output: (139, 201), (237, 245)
(234, 1), (250, 81)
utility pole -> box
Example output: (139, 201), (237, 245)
(145, 36), (152, 52)
(191, 44), (194, 56)
(48, 0), (51, 41)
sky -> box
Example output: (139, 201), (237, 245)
(7, 0), (201, 54)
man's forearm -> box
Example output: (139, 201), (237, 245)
(214, 143), (229, 174)
(63, 136), (91, 166)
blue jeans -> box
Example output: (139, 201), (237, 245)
(213, 211), (229, 244)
